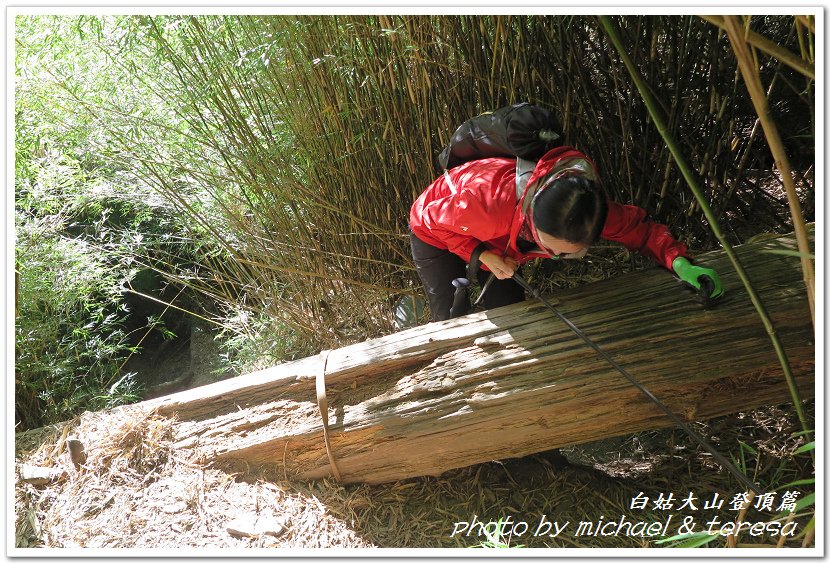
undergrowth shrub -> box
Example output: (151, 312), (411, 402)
(15, 156), (143, 430)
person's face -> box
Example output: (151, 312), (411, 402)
(535, 230), (588, 258)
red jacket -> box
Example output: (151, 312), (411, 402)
(410, 146), (690, 270)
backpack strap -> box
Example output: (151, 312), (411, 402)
(515, 156), (537, 201)
(449, 155), (539, 201)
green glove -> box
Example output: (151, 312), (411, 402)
(672, 257), (724, 306)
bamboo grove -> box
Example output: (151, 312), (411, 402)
(32, 14), (816, 357)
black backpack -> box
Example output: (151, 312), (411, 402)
(437, 102), (564, 171)
(438, 103), (564, 319)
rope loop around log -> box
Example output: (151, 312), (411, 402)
(315, 349), (343, 482)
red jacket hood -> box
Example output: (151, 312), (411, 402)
(507, 146), (601, 258)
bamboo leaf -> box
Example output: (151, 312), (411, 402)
(793, 441), (815, 454)
(654, 531), (719, 548)
(794, 493), (815, 511)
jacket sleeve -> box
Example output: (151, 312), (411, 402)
(601, 200), (691, 270)
(419, 188), (500, 263)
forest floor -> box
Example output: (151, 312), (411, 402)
(14, 398), (813, 550)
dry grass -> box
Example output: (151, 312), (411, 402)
(15, 401), (813, 550)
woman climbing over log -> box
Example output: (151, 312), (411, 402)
(409, 144), (724, 321)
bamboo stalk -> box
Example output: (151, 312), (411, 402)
(795, 14), (814, 34)
(722, 15), (815, 328)
(599, 15), (812, 441)
(801, 523), (815, 547)
(721, 72), (780, 217)
(726, 491), (756, 547)
(775, 511), (798, 547)
(699, 15), (815, 79)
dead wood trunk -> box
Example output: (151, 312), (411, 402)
(126, 230), (813, 484)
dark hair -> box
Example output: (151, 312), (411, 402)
(531, 174), (608, 245)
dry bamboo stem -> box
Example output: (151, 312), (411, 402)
(776, 511), (798, 547)
(802, 524), (815, 547)
(795, 15), (815, 34)
(722, 15), (815, 329)
(700, 15), (815, 79)
(727, 491), (756, 547)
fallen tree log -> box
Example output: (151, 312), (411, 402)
(125, 229), (813, 484)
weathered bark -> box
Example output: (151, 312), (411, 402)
(127, 230), (813, 484)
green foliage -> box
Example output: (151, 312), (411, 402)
(15, 161), (142, 429)
(654, 433), (815, 548)
(654, 531), (720, 548)
(469, 518), (525, 548)
(14, 16), (214, 428)
(14, 147), (209, 429)
(764, 248), (815, 260)
(793, 441), (815, 455)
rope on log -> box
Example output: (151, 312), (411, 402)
(315, 350), (342, 482)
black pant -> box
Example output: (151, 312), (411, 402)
(409, 230), (525, 322)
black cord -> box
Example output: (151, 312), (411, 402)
(511, 272), (761, 494)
